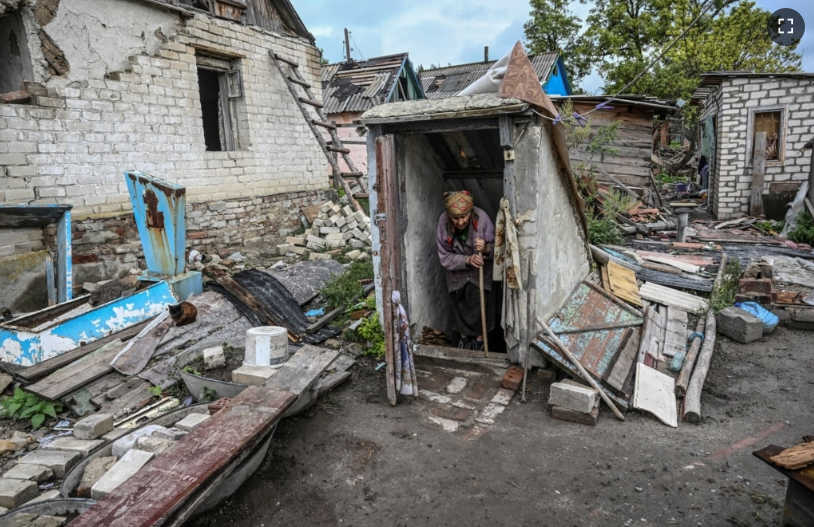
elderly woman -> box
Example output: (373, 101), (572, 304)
(435, 190), (495, 350)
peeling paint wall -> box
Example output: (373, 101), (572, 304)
(40, 0), (179, 84)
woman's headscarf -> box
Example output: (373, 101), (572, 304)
(443, 190), (474, 217)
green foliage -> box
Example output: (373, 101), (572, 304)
(149, 385), (163, 398)
(525, 0), (802, 103)
(182, 365), (202, 376)
(356, 315), (385, 359)
(0, 387), (61, 430)
(710, 259), (742, 312)
(656, 171), (689, 184)
(320, 261), (374, 310)
(788, 211), (814, 245)
(586, 208), (622, 245)
(199, 387), (218, 403)
(754, 219), (783, 235)
(602, 189), (636, 218)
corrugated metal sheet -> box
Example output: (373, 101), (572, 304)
(322, 54), (407, 114)
(421, 52), (558, 99)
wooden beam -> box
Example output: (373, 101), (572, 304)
(298, 96), (323, 108)
(311, 119), (337, 129)
(273, 53), (298, 68)
(749, 131), (767, 216)
(287, 76), (310, 88)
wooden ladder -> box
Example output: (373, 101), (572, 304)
(269, 52), (366, 212)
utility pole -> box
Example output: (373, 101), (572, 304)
(344, 28), (351, 63)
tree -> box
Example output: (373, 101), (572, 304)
(581, 0), (801, 101)
(523, 0), (593, 89)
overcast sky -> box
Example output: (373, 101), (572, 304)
(296, 0), (813, 94)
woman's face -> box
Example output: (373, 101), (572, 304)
(451, 211), (471, 230)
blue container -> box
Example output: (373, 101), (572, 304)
(734, 301), (779, 334)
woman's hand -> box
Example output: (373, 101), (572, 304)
(474, 237), (485, 253)
(468, 253), (484, 268)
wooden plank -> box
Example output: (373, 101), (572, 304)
(606, 327), (639, 391)
(298, 96), (323, 108)
(287, 75), (310, 88)
(770, 441), (814, 470)
(311, 119), (336, 129)
(27, 339), (124, 401)
(639, 282), (709, 314)
(749, 131), (767, 217)
(71, 387), (296, 527)
(640, 253), (701, 273)
(110, 312), (173, 376)
(273, 53), (298, 68)
(662, 307), (688, 358)
(607, 261), (643, 307)
(265, 344), (339, 396)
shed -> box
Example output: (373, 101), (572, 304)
(362, 93), (593, 402)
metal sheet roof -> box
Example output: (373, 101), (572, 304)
(321, 53), (408, 114)
(420, 53), (558, 100)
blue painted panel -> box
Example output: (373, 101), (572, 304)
(542, 57), (572, 96)
(0, 281), (177, 366)
(57, 209), (72, 302)
(125, 171), (186, 276)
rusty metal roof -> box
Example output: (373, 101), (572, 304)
(322, 53), (409, 114)
(420, 52), (558, 100)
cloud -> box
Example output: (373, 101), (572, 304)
(309, 25), (335, 38)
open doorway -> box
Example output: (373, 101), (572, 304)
(397, 129), (506, 353)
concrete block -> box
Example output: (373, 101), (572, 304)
(73, 413), (114, 440)
(3, 463), (53, 482)
(289, 246), (308, 256)
(319, 226), (339, 235)
(135, 435), (174, 455)
(717, 306), (763, 343)
(174, 413), (211, 431)
(231, 364), (277, 385)
(152, 427), (187, 441)
(349, 239), (365, 249)
(309, 252), (332, 261)
(46, 437), (104, 457)
(0, 478), (39, 508)
(319, 201), (333, 213)
(346, 249), (362, 260)
(286, 235), (305, 246)
(111, 424), (171, 458)
(551, 405), (599, 425)
(548, 380), (599, 414)
(91, 449), (154, 500)
(21, 489), (61, 506)
(18, 450), (81, 478)
(77, 456), (117, 498)
(203, 345), (226, 370)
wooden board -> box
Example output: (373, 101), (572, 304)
(110, 312), (174, 376)
(606, 261), (643, 307)
(662, 307), (688, 358)
(606, 327), (639, 392)
(71, 387), (296, 527)
(635, 251), (714, 267)
(639, 282), (708, 314)
(26, 339), (124, 401)
(771, 441), (814, 470)
(265, 344), (339, 396)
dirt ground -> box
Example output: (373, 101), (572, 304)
(189, 326), (813, 527)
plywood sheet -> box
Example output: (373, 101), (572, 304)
(639, 282), (708, 314)
(607, 261), (643, 307)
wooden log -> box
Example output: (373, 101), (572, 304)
(675, 315), (706, 395)
(538, 318), (625, 421)
(749, 131), (767, 217)
(682, 308), (717, 423)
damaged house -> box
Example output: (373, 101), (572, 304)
(692, 71), (814, 219)
(320, 53), (424, 188)
(0, 0), (334, 311)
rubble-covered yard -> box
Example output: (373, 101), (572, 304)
(191, 323), (813, 527)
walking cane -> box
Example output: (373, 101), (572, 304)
(478, 244), (489, 358)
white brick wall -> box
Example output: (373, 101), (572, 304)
(0, 11), (331, 219)
(706, 76), (814, 218)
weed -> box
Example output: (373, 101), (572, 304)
(149, 385), (163, 398)
(655, 171), (689, 184)
(182, 365), (202, 376)
(788, 210), (814, 245)
(602, 189), (637, 218)
(586, 208), (622, 245)
(320, 261), (374, 310)
(754, 219), (783, 235)
(710, 259), (742, 312)
(199, 386), (218, 402)
(0, 387), (61, 429)
(356, 314), (385, 359)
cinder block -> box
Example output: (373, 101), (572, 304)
(174, 413), (210, 431)
(77, 456), (117, 498)
(46, 437), (104, 457)
(551, 405), (599, 425)
(111, 424), (172, 458)
(91, 449), (154, 499)
(3, 463), (53, 482)
(73, 413), (114, 440)
(717, 306), (763, 343)
(18, 449), (81, 478)
(152, 427), (188, 441)
(203, 345), (226, 370)
(0, 478), (38, 508)
(231, 364), (276, 385)
(135, 435), (174, 455)
(548, 380), (599, 414)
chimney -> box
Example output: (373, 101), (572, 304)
(484, 46), (489, 62)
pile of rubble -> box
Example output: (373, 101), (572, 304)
(277, 200), (372, 262)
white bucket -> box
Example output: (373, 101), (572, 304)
(244, 326), (288, 366)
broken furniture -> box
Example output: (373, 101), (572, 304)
(754, 444), (814, 526)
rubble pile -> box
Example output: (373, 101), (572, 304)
(276, 201), (372, 262)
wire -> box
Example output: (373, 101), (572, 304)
(351, 33), (366, 62)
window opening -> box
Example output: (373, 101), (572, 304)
(0, 11), (34, 93)
(196, 55), (244, 151)
(753, 110), (782, 161)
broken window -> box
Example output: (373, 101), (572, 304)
(0, 10), (33, 93)
(196, 54), (245, 151)
(752, 110), (782, 161)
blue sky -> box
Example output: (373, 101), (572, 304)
(295, 0), (813, 94)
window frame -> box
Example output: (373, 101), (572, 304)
(746, 104), (787, 166)
(195, 53), (245, 152)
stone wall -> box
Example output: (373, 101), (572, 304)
(709, 76), (814, 218)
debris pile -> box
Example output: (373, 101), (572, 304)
(276, 200), (372, 262)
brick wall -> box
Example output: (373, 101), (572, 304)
(710, 76), (814, 218)
(0, 10), (331, 216)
